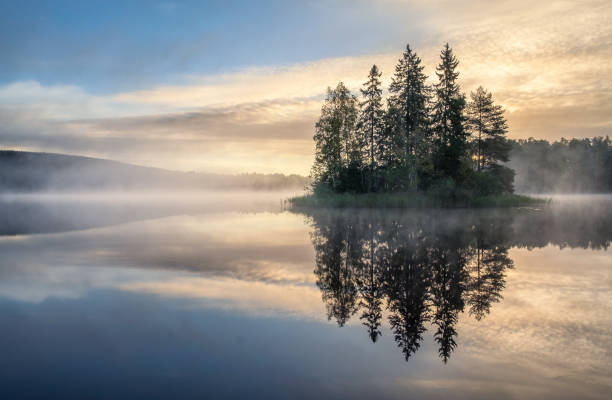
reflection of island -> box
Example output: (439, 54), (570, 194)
(309, 210), (515, 363)
(307, 202), (612, 363)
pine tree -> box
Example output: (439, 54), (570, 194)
(466, 86), (514, 194)
(358, 65), (385, 190)
(431, 44), (468, 183)
(377, 101), (406, 191)
(466, 86), (510, 170)
(388, 44), (430, 188)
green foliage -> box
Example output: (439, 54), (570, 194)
(310, 43), (516, 204)
(312, 82), (360, 191)
(388, 44), (431, 189)
(470, 166), (515, 197)
(358, 65), (385, 170)
(430, 44), (470, 186)
(466, 86), (510, 172)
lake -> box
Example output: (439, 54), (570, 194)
(0, 192), (610, 399)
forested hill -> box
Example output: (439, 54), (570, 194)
(0, 151), (309, 192)
(508, 137), (612, 193)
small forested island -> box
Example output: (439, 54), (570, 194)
(291, 43), (546, 208)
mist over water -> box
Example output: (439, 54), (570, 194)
(0, 191), (610, 399)
(0, 189), (302, 235)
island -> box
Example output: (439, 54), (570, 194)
(290, 43), (545, 208)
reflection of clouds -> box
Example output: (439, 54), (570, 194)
(0, 211), (323, 319)
(119, 276), (325, 320)
(0, 211), (318, 310)
(0, 264), (326, 320)
(0, 211), (315, 281)
(452, 246), (612, 392)
(0, 266), (177, 303)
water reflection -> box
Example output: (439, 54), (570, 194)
(308, 210), (515, 362)
(306, 200), (612, 363)
(0, 195), (610, 398)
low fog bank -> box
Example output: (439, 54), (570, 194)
(0, 151), (310, 193)
(508, 137), (612, 193)
(0, 189), (302, 235)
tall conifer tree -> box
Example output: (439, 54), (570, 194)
(432, 44), (468, 183)
(388, 44), (430, 188)
(358, 65), (385, 190)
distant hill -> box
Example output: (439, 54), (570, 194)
(0, 151), (310, 192)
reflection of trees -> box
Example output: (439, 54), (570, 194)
(356, 223), (384, 342)
(308, 210), (515, 363)
(430, 245), (467, 363)
(466, 214), (514, 320)
(384, 219), (431, 360)
(511, 204), (612, 250)
(311, 215), (359, 326)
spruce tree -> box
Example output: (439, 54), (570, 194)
(379, 101), (404, 167)
(377, 101), (406, 191)
(388, 44), (430, 188)
(431, 43), (468, 184)
(358, 65), (385, 190)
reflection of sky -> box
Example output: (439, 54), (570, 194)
(0, 203), (611, 398)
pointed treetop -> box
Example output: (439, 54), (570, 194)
(437, 43), (459, 73)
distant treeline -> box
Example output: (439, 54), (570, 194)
(0, 151), (309, 192)
(229, 172), (309, 191)
(508, 136), (612, 193)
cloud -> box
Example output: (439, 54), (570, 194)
(0, 0), (610, 173)
(0, 102), (317, 173)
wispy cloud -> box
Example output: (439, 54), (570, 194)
(1, 0), (610, 173)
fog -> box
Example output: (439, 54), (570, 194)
(508, 137), (612, 194)
(0, 189), (303, 235)
(0, 150), (310, 193)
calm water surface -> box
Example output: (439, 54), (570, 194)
(0, 192), (610, 399)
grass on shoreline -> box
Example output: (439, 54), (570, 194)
(288, 191), (548, 209)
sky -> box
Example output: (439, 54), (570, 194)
(1, 0), (611, 174)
